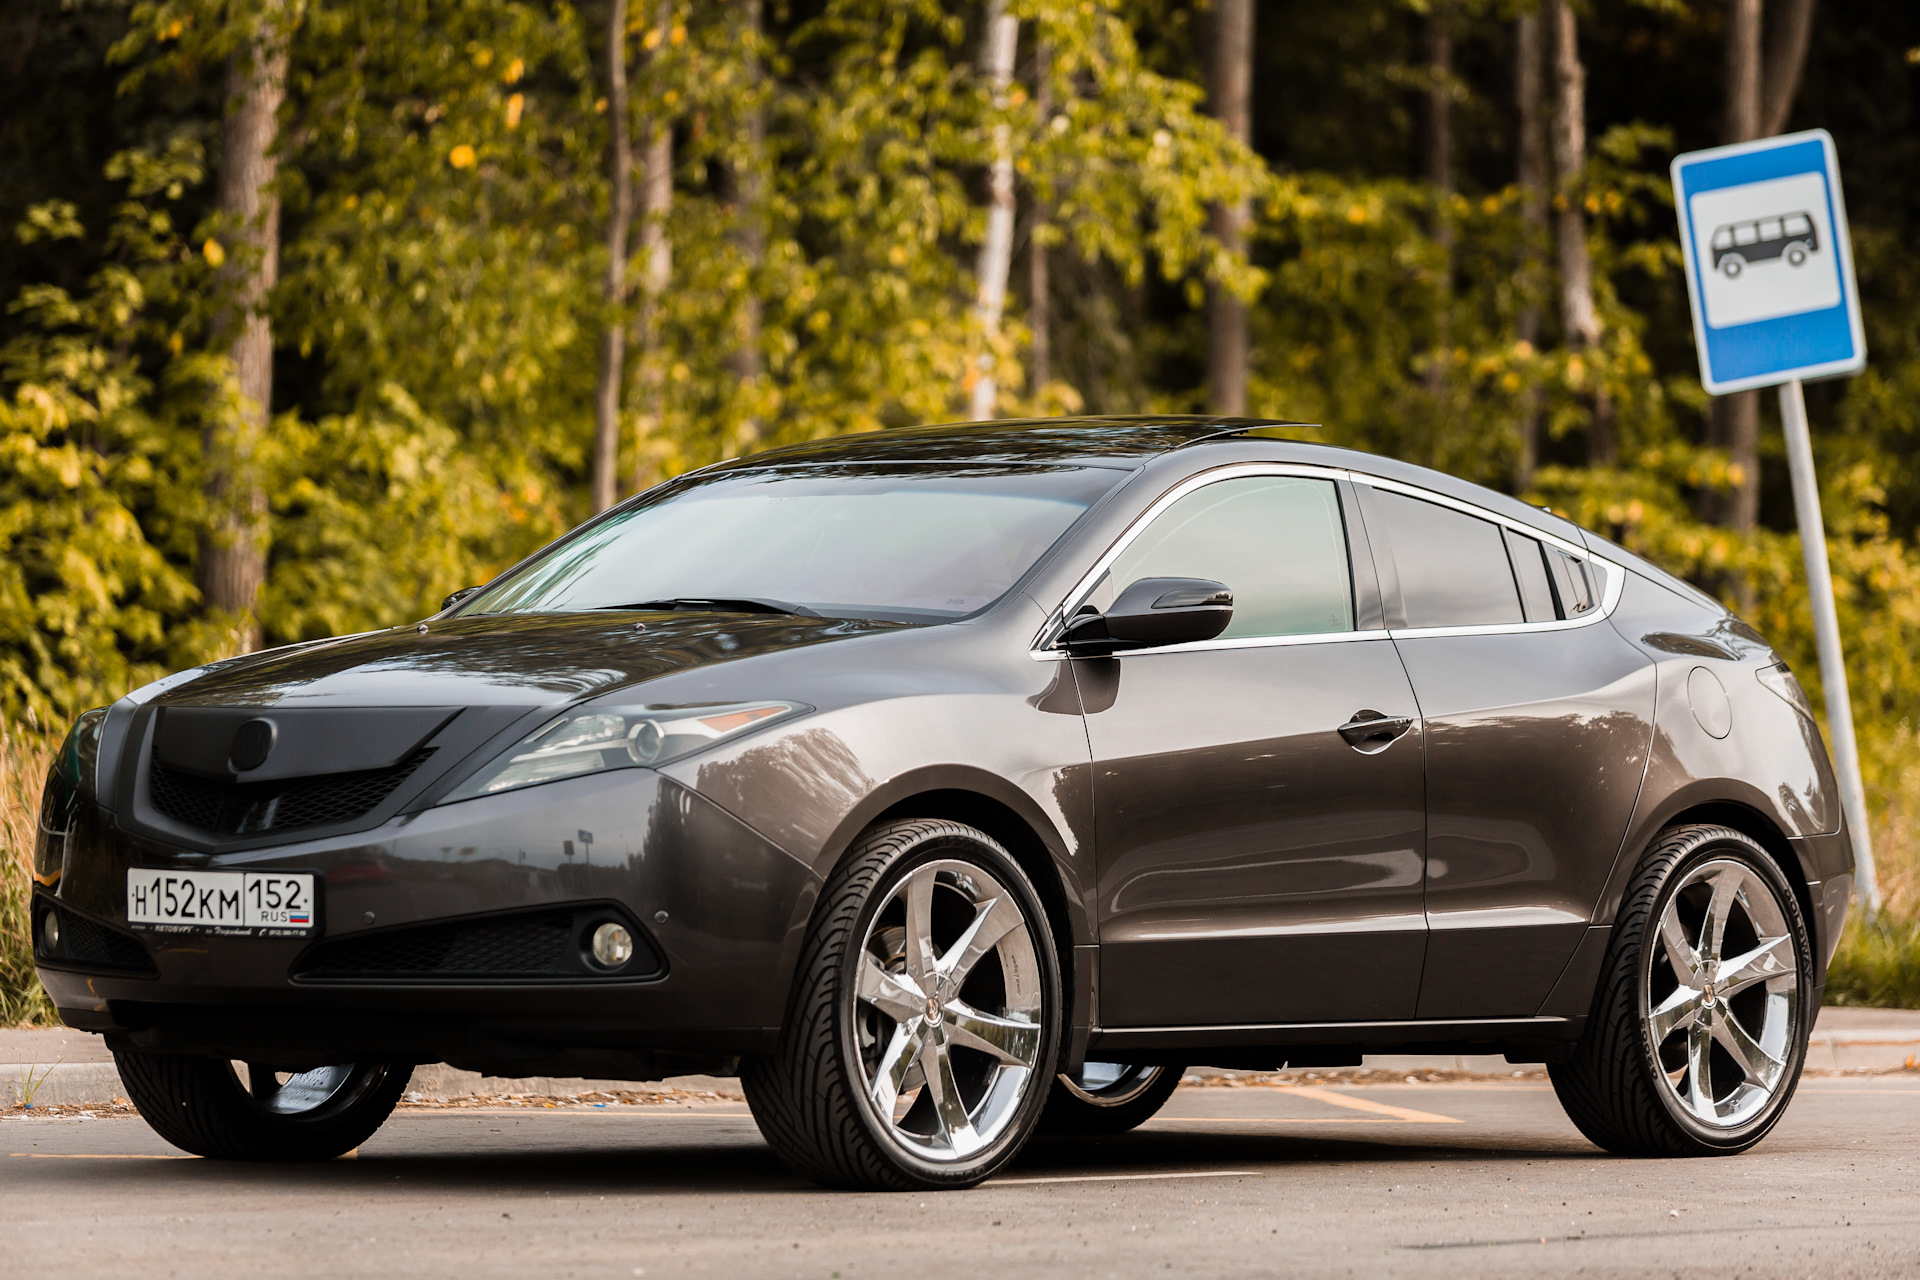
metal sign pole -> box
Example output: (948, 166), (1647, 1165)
(1778, 377), (1880, 912)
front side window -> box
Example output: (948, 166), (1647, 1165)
(461, 463), (1125, 623)
(1084, 475), (1355, 640)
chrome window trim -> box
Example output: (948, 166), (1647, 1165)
(1028, 461), (1624, 660)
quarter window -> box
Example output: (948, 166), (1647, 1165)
(1088, 476), (1355, 640)
(1367, 489), (1523, 628)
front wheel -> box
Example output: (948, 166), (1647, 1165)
(1550, 824), (1812, 1157)
(114, 1048), (409, 1160)
(742, 819), (1062, 1190)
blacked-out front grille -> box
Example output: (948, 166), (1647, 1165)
(148, 748), (433, 836)
(293, 908), (663, 983)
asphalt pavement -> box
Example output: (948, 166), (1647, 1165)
(6, 1074), (1918, 1278)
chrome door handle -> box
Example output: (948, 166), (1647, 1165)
(1337, 711), (1413, 747)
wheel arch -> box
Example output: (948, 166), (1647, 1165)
(1660, 801), (1817, 952)
(865, 788), (1082, 975)
(1600, 794), (1816, 951)
(770, 768), (1093, 1054)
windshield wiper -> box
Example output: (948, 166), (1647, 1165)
(600, 596), (823, 618)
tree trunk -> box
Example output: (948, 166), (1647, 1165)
(1762, 0), (1818, 136)
(199, 18), (290, 653)
(1547, 0), (1613, 466)
(1712, 0), (1764, 533)
(629, 3), (675, 497)
(1425, 4), (1454, 411)
(1514, 9), (1547, 490)
(728, 0), (765, 451)
(591, 0), (633, 515)
(1029, 37), (1051, 396)
(966, 0), (1019, 421)
(1205, 0), (1253, 417)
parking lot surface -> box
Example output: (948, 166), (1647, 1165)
(7, 1075), (1919, 1278)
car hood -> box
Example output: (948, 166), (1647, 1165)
(150, 611), (915, 710)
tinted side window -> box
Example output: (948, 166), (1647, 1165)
(1093, 476), (1355, 639)
(1503, 527), (1557, 622)
(1368, 489), (1522, 628)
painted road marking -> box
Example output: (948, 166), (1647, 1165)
(9, 1153), (196, 1159)
(1285, 1086), (1464, 1123)
(995, 1169), (1262, 1186)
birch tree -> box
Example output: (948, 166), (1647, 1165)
(590, 0), (633, 514)
(966, 0), (1019, 421)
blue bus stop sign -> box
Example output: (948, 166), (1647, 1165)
(1671, 128), (1866, 395)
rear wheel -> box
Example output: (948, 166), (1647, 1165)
(114, 1047), (408, 1161)
(1550, 825), (1811, 1157)
(1040, 1062), (1184, 1135)
(742, 819), (1061, 1190)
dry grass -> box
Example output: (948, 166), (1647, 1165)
(1827, 739), (1920, 1008)
(2, 719), (58, 1026)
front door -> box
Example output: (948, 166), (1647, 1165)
(1080, 471), (1429, 1027)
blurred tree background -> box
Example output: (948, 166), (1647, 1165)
(4, 0), (1920, 957)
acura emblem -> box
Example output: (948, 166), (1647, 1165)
(229, 718), (277, 772)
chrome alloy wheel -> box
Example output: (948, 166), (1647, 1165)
(1645, 857), (1802, 1129)
(1061, 1062), (1169, 1106)
(851, 858), (1045, 1162)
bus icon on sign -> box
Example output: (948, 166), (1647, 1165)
(1710, 211), (1819, 278)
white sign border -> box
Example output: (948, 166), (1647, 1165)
(1670, 128), (1867, 396)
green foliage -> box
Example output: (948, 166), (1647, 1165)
(5, 0), (1920, 1020)
(0, 140), (237, 719)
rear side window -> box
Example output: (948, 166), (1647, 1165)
(1503, 527), (1557, 622)
(1366, 489), (1523, 628)
(1089, 475), (1355, 640)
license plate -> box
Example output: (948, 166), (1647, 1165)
(125, 869), (319, 936)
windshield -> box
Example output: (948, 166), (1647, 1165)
(460, 463), (1126, 622)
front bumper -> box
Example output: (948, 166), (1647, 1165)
(34, 769), (818, 1071)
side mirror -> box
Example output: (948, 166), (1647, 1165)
(1061, 577), (1233, 656)
(440, 585), (483, 613)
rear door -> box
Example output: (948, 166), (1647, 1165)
(1078, 468), (1430, 1027)
(1355, 482), (1656, 1018)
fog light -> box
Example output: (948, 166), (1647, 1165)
(590, 922), (633, 969)
(40, 910), (60, 954)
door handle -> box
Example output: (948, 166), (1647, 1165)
(1337, 711), (1414, 748)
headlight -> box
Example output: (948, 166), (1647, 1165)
(37, 708), (106, 885)
(439, 701), (807, 803)
(43, 708), (107, 822)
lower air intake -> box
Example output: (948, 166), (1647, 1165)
(292, 907), (662, 983)
(38, 905), (158, 975)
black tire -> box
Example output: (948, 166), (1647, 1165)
(1040, 1063), (1184, 1136)
(1550, 824), (1813, 1157)
(115, 1048), (409, 1161)
(741, 819), (1063, 1191)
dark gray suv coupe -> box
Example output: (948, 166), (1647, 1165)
(33, 418), (1850, 1190)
